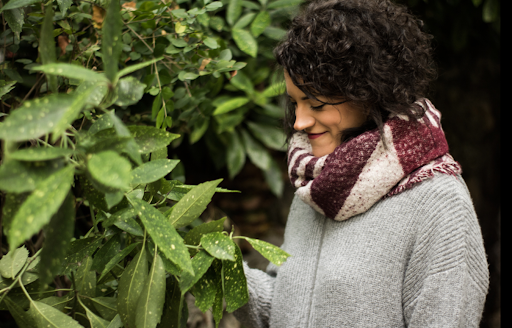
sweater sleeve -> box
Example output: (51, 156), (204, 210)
(232, 262), (278, 328)
(402, 177), (489, 327)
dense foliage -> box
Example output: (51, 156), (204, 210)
(0, 0), (296, 327)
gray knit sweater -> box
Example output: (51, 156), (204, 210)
(233, 174), (489, 327)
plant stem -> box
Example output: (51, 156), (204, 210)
(0, 249), (42, 304)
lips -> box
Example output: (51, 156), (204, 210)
(307, 132), (326, 139)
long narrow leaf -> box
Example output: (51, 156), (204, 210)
(102, 0), (123, 81)
(33, 63), (108, 82)
(117, 248), (148, 328)
(169, 179), (222, 229)
(40, 4), (58, 93)
(129, 197), (193, 275)
(0, 0), (42, 12)
(135, 252), (166, 328)
(115, 57), (163, 83)
(8, 165), (74, 249)
(39, 192), (75, 289)
(27, 300), (82, 328)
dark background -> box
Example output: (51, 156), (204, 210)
(178, 0), (500, 326)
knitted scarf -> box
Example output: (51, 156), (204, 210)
(287, 99), (462, 221)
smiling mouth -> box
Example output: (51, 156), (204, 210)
(307, 132), (326, 140)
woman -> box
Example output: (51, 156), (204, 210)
(233, 0), (489, 327)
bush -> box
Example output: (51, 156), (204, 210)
(0, 0), (294, 327)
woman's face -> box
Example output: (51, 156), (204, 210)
(285, 72), (367, 157)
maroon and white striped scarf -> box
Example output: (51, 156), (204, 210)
(287, 99), (462, 221)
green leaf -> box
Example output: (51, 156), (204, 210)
(0, 0), (42, 12)
(135, 251), (166, 328)
(98, 243), (141, 281)
(223, 245), (248, 312)
(4, 296), (37, 328)
(5, 8), (24, 35)
(212, 97), (250, 116)
(87, 150), (132, 191)
(226, 0), (242, 25)
(57, 0), (72, 14)
(107, 314), (123, 328)
(0, 159), (65, 193)
(240, 128), (271, 170)
(79, 175), (109, 212)
(105, 191), (124, 209)
(266, 0), (302, 9)
(115, 57), (163, 83)
(114, 76), (146, 107)
(39, 192), (74, 289)
(27, 300), (82, 328)
(263, 156), (284, 196)
(0, 246), (28, 279)
(238, 236), (290, 266)
(183, 217), (226, 248)
(8, 165), (74, 249)
(205, 1), (223, 11)
(91, 297), (118, 321)
(61, 236), (103, 275)
(483, 0), (499, 22)
(232, 28), (258, 57)
(51, 86), (96, 143)
(263, 26), (287, 40)
(201, 232), (236, 261)
(251, 11), (270, 37)
(179, 250), (214, 294)
(230, 71), (253, 94)
(38, 295), (70, 312)
(191, 260), (221, 312)
(262, 81), (286, 97)
(226, 130), (245, 179)
(77, 81), (109, 109)
(203, 37), (218, 49)
(92, 234), (121, 273)
(189, 117), (210, 144)
(128, 126), (180, 154)
(169, 179), (222, 229)
(117, 248), (148, 328)
(40, 5), (57, 93)
(33, 63), (108, 82)
(102, 0), (123, 81)
(0, 94), (74, 142)
(246, 121), (286, 151)
(129, 198), (193, 274)
(212, 281), (223, 327)
(158, 276), (184, 328)
(9, 148), (73, 161)
(233, 12), (256, 29)
(83, 300), (111, 328)
(131, 159), (180, 185)
(0, 81), (16, 99)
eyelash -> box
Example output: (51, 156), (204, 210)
(290, 102), (324, 111)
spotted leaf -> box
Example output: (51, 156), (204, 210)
(169, 179), (222, 229)
(135, 251), (166, 328)
(0, 246), (28, 279)
(200, 232), (236, 262)
(128, 126), (180, 154)
(179, 250), (215, 294)
(131, 159), (180, 185)
(7, 165), (74, 249)
(237, 236), (290, 266)
(117, 248), (148, 328)
(0, 94), (74, 142)
(223, 245), (248, 312)
(129, 197), (193, 275)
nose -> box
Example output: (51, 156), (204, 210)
(294, 105), (315, 131)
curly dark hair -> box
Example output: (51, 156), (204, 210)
(274, 0), (437, 143)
